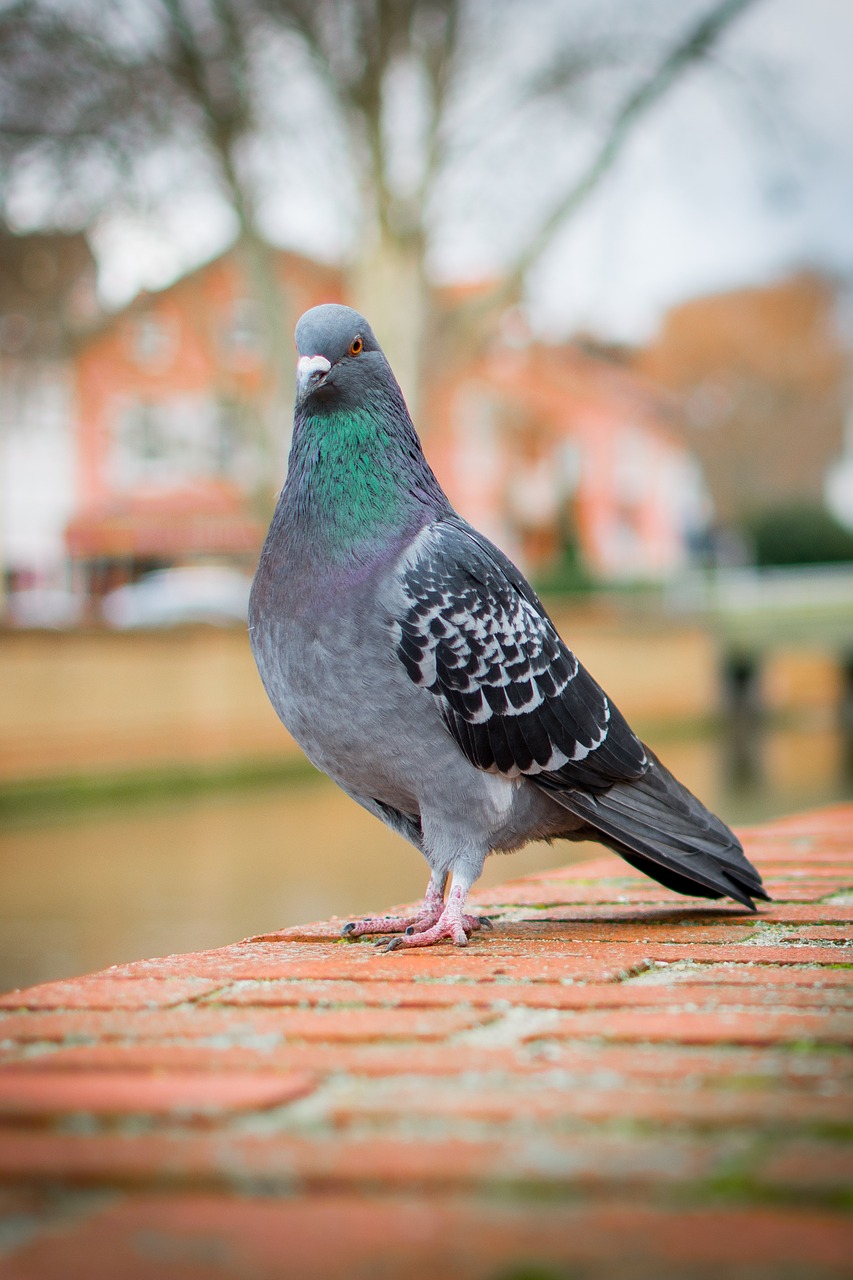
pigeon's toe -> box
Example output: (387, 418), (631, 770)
(341, 912), (420, 939)
(382, 891), (482, 949)
(340, 893), (447, 941)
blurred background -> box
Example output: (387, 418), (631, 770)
(1, 0), (852, 991)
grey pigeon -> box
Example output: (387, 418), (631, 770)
(249, 304), (768, 948)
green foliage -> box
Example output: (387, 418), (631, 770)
(532, 537), (594, 597)
(744, 504), (853, 567)
(0, 756), (320, 828)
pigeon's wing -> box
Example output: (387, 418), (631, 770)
(392, 518), (648, 790)
(392, 517), (768, 912)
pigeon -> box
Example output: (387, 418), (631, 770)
(249, 303), (768, 948)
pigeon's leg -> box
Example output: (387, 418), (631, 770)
(384, 871), (486, 950)
(340, 870), (448, 938)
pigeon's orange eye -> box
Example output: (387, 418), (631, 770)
(349, 336), (363, 356)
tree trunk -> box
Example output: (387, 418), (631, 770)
(346, 224), (430, 421)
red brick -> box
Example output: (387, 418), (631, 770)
(326, 1084), (853, 1130)
(1, 1044), (314, 1074)
(532, 917), (851, 945)
(512, 921), (761, 942)
(611, 983), (853, 1009)
(0, 1071), (314, 1118)
(526, 1008), (853, 1046)
(209, 978), (853, 1011)
(785, 925), (853, 942)
(305, 938), (852, 970)
(473, 882), (688, 906)
(4, 1196), (853, 1280)
(739, 904), (853, 923)
(0, 977), (224, 1011)
(95, 951), (649, 984)
(625, 943), (853, 965)
(99, 942), (343, 980)
(510, 902), (852, 924)
(257, 917), (761, 945)
(523, 1040), (853, 1084)
(0, 1130), (722, 1190)
(650, 964), (853, 987)
(209, 978), (598, 1009)
(764, 884), (851, 901)
(10, 1038), (851, 1089)
(488, 880), (844, 905)
(0, 1042), (532, 1078)
(756, 1140), (853, 1192)
(0, 1004), (488, 1045)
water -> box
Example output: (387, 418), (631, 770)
(1, 718), (850, 993)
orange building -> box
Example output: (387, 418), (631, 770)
(68, 248), (342, 596)
(0, 232), (100, 596)
(426, 337), (706, 581)
(65, 249), (705, 597)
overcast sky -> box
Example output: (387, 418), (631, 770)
(527, 0), (853, 341)
(93, 0), (853, 345)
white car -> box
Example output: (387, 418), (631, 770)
(101, 566), (253, 629)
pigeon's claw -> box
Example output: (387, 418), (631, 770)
(341, 878), (486, 949)
(341, 913), (418, 939)
(341, 900), (444, 940)
(383, 887), (481, 949)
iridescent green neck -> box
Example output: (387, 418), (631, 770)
(286, 405), (410, 555)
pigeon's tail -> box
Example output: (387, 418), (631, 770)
(540, 747), (769, 911)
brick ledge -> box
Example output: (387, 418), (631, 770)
(0, 803), (851, 1278)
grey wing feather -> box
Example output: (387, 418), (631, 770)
(539, 749), (769, 910)
(393, 517), (648, 790)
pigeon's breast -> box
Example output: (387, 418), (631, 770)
(249, 568), (455, 814)
(249, 552), (578, 852)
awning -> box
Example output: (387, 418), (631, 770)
(65, 484), (265, 560)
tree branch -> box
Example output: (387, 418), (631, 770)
(463, 0), (759, 323)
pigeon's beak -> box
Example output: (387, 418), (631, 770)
(296, 354), (331, 400)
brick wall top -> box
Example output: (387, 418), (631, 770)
(1, 804), (852, 1279)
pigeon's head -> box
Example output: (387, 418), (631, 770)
(294, 304), (388, 411)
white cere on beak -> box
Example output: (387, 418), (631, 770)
(297, 354), (331, 378)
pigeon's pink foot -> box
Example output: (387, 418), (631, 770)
(341, 872), (448, 939)
(340, 904), (442, 938)
(382, 886), (491, 950)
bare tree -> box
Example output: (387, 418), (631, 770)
(274, 0), (759, 400)
(0, 0), (295, 459)
(0, 0), (759, 419)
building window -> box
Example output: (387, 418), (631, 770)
(225, 299), (261, 360)
(110, 394), (261, 490)
(613, 426), (649, 505)
(135, 403), (164, 462)
(112, 400), (168, 486)
(130, 315), (177, 370)
(215, 399), (242, 473)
